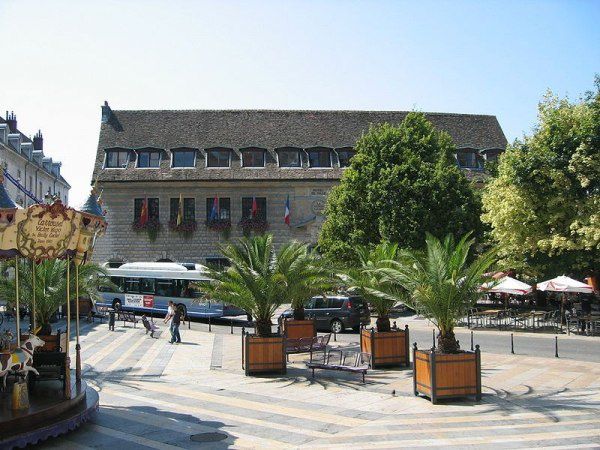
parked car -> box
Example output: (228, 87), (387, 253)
(278, 295), (371, 333)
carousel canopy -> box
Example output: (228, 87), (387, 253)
(0, 173), (16, 209)
(481, 276), (532, 295)
(536, 275), (593, 293)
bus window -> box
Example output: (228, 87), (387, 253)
(110, 277), (124, 292)
(125, 278), (140, 293)
(140, 278), (155, 295)
(156, 280), (173, 297)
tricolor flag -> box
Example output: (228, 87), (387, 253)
(176, 193), (184, 226)
(139, 198), (148, 226)
(209, 196), (219, 221)
(284, 195), (290, 225)
(251, 196), (258, 218)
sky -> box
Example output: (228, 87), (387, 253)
(1, 0), (598, 207)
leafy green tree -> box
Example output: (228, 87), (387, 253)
(318, 112), (483, 262)
(204, 234), (335, 336)
(482, 79), (600, 277)
(0, 259), (112, 335)
(340, 243), (403, 332)
(378, 233), (496, 353)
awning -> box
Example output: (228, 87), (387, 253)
(536, 275), (593, 293)
(481, 276), (532, 295)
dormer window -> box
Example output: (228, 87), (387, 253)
(206, 148), (231, 168)
(307, 147), (332, 168)
(105, 149), (129, 168)
(456, 149), (483, 170)
(277, 147), (302, 168)
(241, 148), (265, 168)
(336, 147), (355, 168)
(137, 149), (161, 168)
(172, 149), (196, 168)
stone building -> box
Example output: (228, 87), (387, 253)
(0, 111), (70, 206)
(92, 103), (507, 265)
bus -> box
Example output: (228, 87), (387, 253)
(97, 262), (246, 318)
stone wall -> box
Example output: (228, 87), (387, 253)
(93, 180), (336, 264)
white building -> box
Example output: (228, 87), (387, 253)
(0, 111), (70, 207)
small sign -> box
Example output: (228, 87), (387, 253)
(124, 294), (143, 307)
(143, 295), (154, 308)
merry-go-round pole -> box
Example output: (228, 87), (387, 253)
(64, 255), (72, 399)
(15, 256), (20, 347)
(32, 260), (36, 332)
(75, 262), (81, 382)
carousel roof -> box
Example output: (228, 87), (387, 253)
(80, 191), (103, 217)
(0, 174), (17, 209)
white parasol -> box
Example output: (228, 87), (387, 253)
(481, 276), (532, 295)
(536, 275), (593, 293)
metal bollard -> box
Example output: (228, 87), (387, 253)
(555, 336), (559, 358)
(231, 318), (234, 334)
(470, 330), (474, 351)
(334, 330), (337, 342)
(511, 333), (514, 354)
(208, 315), (212, 332)
(432, 329), (436, 349)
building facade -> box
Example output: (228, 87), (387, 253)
(0, 111), (70, 207)
(92, 104), (507, 265)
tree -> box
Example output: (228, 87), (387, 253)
(318, 112), (483, 263)
(482, 79), (600, 278)
(379, 233), (496, 353)
(203, 234), (335, 336)
(0, 259), (112, 335)
(340, 243), (402, 332)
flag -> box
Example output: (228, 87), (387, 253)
(176, 193), (183, 226)
(139, 198), (148, 226)
(209, 196), (219, 221)
(284, 195), (290, 225)
(251, 197), (258, 218)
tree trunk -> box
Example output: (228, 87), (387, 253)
(255, 318), (273, 337)
(376, 316), (391, 332)
(437, 330), (460, 353)
(293, 306), (305, 321)
(38, 322), (52, 336)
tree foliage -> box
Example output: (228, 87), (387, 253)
(482, 79), (600, 277)
(318, 112), (483, 262)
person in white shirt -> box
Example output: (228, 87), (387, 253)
(164, 300), (175, 340)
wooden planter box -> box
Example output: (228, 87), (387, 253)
(282, 319), (316, 340)
(413, 344), (481, 404)
(242, 332), (286, 376)
(360, 325), (410, 368)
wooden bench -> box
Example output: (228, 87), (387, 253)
(117, 310), (139, 328)
(306, 349), (371, 383)
(285, 334), (331, 358)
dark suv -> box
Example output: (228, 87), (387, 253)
(279, 296), (371, 333)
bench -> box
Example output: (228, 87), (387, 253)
(117, 310), (139, 328)
(306, 349), (371, 383)
(29, 351), (67, 391)
(285, 334), (331, 358)
(94, 305), (110, 323)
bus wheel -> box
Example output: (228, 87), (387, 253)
(177, 304), (187, 319)
(112, 299), (122, 311)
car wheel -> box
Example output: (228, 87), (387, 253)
(112, 299), (122, 311)
(331, 319), (344, 334)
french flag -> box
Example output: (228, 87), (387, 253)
(284, 195), (290, 225)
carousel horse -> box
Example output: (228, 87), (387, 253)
(0, 334), (45, 389)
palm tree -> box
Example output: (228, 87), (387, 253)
(0, 259), (112, 335)
(340, 243), (401, 332)
(380, 233), (496, 353)
(277, 242), (338, 321)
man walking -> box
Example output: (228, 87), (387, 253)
(169, 306), (184, 344)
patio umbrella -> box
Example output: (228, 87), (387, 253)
(536, 275), (593, 293)
(481, 276), (532, 295)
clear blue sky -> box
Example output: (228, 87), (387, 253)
(1, 0), (598, 206)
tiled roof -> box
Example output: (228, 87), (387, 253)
(94, 109), (507, 182)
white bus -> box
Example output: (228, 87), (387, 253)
(97, 262), (245, 318)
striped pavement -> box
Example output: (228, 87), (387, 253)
(33, 320), (600, 449)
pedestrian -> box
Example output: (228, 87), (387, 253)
(164, 300), (175, 338)
(170, 306), (184, 344)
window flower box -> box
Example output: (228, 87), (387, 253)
(206, 218), (232, 232)
(131, 218), (161, 241)
(238, 217), (269, 234)
(169, 219), (197, 234)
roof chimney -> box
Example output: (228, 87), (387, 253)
(33, 130), (43, 150)
(6, 111), (17, 133)
(101, 101), (112, 124)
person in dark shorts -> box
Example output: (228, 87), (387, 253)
(169, 307), (184, 344)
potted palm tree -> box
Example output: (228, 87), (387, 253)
(342, 243), (409, 368)
(0, 259), (111, 348)
(204, 234), (291, 375)
(279, 243), (337, 340)
(380, 233), (496, 403)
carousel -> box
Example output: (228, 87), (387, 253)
(0, 172), (107, 448)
